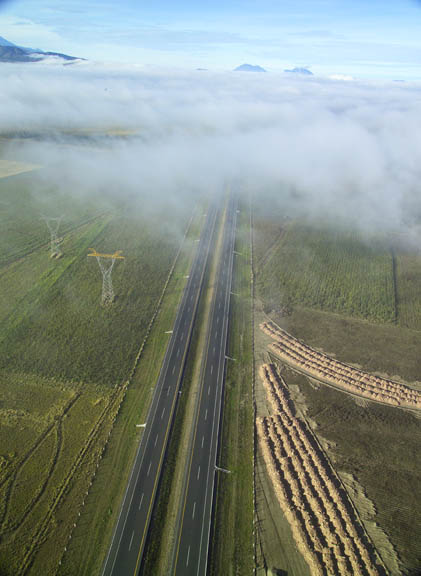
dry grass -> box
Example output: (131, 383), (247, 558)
(261, 321), (421, 410)
(257, 363), (386, 576)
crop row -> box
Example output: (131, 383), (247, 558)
(261, 321), (421, 409)
(257, 364), (385, 576)
(257, 224), (396, 323)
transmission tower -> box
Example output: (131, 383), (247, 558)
(41, 215), (63, 258)
(88, 249), (125, 305)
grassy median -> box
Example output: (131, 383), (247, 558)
(208, 200), (254, 576)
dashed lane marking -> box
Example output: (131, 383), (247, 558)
(129, 531), (135, 551)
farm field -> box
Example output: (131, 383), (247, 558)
(280, 366), (421, 575)
(253, 204), (421, 575)
(257, 363), (386, 576)
(262, 320), (421, 409)
(0, 169), (194, 574)
(257, 221), (396, 324)
(395, 250), (421, 331)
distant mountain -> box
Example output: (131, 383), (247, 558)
(0, 35), (83, 63)
(0, 45), (35, 62)
(284, 67), (313, 76)
(234, 63), (266, 72)
(0, 35), (16, 47)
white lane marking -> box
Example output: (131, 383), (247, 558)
(218, 302), (221, 309)
(161, 407), (166, 420)
(210, 364), (213, 375)
(217, 316), (220, 324)
(172, 365), (176, 375)
(186, 546), (191, 567)
(208, 385), (211, 396)
(205, 409), (208, 420)
(177, 347), (180, 357)
(192, 501), (196, 519)
(214, 330), (218, 338)
(188, 306), (191, 312)
(147, 461), (152, 476)
(213, 346), (216, 354)
(139, 492), (144, 510)
(201, 436), (205, 448)
(129, 530), (135, 551)
(190, 295), (193, 301)
(154, 434), (158, 447)
(167, 386), (171, 396)
(197, 466), (201, 480)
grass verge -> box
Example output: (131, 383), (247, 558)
(208, 201), (254, 576)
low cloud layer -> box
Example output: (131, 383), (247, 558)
(1, 62), (421, 237)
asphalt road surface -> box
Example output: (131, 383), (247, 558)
(101, 205), (217, 576)
(173, 195), (237, 576)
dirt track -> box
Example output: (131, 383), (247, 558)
(261, 321), (421, 409)
(257, 363), (387, 576)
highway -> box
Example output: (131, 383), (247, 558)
(101, 204), (217, 576)
(173, 195), (237, 576)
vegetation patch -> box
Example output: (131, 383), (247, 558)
(0, 372), (110, 576)
(258, 222), (396, 323)
(395, 250), (421, 331)
(0, 170), (195, 574)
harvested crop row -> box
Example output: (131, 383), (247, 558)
(261, 321), (421, 409)
(257, 363), (386, 576)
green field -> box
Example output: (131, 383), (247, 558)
(0, 170), (194, 574)
(395, 250), (421, 331)
(257, 221), (397, 323)
(0, 172), (104, 266)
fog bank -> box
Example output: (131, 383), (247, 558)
(1, 62), (421, 236)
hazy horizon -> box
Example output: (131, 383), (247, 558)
(1, 0), (421, 79)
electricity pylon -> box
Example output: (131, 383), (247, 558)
(41, 215), (63, 258)
(88, 249), (125, 305)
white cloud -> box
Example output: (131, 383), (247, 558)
(0, 14), (62, 48)
(1, 62), (421, 237)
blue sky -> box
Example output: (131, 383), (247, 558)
(0, 0), (421, 78)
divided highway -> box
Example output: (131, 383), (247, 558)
(102, 205), (217, 576)
(173, 195), (237, 575)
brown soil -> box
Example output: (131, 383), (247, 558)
(261, 321), (421, 410)
(257, 363), (387, 576)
